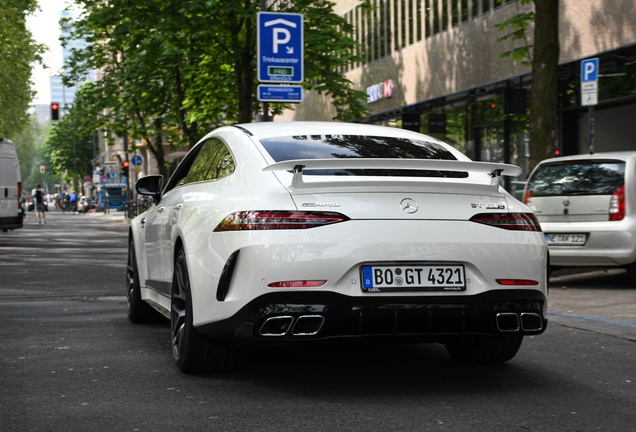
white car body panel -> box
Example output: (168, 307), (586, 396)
(129, 122), (548, 352)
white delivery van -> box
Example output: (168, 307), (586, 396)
(0, 138), (24, 231)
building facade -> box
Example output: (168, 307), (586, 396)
(50, 10), (94, 116)
(278, 0), (636, 178)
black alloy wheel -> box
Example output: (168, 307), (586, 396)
(171, 247), (235, 373)
(126, 237), (161, 323)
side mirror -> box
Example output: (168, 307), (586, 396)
(136, 175), (163, 203)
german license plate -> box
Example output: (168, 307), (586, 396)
(361, 265), (466, 293)
(545, 233), (587, 246)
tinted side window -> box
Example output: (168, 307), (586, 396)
(528, 160), (625, 197)
(208, 145), (235, 180)
(181, 139), (223, 185)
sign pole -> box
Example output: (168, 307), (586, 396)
(588, 106), (595, 154)
(581, 58), (599, 154)
(259, 0), (270, 122)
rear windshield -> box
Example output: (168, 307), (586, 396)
(528, 160), (625, 197)
(259, 134), (466, 177)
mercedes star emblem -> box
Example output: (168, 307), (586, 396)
(400, 198), (418, 214)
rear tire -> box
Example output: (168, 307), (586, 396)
(445, 335), (523, 364)
(171, 247), (235, 373)
(126, 237), (162, 323)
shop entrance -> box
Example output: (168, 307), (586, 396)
(474, 121), (529, 199)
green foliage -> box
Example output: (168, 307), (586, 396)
(63, 0), (368, 175)
(0, 0), (45, 138)
(39, 107), (94, 192)
(495, 1), (534, 67)
(12, 114), (47, 191)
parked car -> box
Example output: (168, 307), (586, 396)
(77, 196), (95, 213)
(524, 151), (636, 281)
(507, 180), (527, 201)
(0, 138), (24, 232)
(127, 122), (548, 373)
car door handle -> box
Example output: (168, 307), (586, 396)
(173, 204), (183, 210)
(156, 207), (165, 213)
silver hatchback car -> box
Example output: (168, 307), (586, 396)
(524, 151), (636, 282)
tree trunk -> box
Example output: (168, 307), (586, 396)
(529, 0), (560, 172)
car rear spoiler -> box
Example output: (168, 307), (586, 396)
(263, 158), (522, 191)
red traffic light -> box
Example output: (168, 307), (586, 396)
(51, 103), (60, 121)
(122, 161), (130, 168)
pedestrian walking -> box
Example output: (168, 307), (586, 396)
(33, 184), (46, 224)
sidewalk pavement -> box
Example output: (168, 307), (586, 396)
(548, 268), (636, 341)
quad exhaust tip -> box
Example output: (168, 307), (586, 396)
(496, 312), (543, 332)
(259, 315), (325, 337)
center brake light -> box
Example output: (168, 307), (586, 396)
(214, 211), (349, 231)
(470, 213), (542, 231)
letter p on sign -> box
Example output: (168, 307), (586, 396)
(581, 58), (599, 82)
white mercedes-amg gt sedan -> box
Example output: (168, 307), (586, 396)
(127, 122), (548, 373)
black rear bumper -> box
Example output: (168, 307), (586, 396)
(196, 289), (547, 343)
(0, 213), (24, 231)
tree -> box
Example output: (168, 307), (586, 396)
(0, 0), (45, 138)
(496, 0), (559, 172)
(529, 0), (559, 170)
(63, 0), (368, 177)
(39, 108), (94, 193)
(12, 114), (48, 191)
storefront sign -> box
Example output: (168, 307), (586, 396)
(367, 79), (394, 103)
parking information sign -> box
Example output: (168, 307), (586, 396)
(581, 58), (599, 106)
(257, 12), (303, 83)
(258, 85), (303, 102)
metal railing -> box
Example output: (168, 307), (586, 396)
(124, 198), (154, 219)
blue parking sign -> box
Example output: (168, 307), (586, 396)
(257, 12), (303, 83)
(581, 58), (599, 82)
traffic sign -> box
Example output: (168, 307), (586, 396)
(131, 155), (143, 166)
(258, 85), (303, 103)
(258, 12), (303, 83)
(581, 58), (599, 82)
(581, 58), (599, 106)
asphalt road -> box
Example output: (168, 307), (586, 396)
(1, 209), (635, 431)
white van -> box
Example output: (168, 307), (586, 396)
(0, 138), (24, 231)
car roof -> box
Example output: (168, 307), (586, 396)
(538, 151), (636, 165)
(232, 121), (442, 142)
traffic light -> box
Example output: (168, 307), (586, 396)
(40, 165), (45, 173)
(51, 103), (60, 121)
(121, 160), (130, 177)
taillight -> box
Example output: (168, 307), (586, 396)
(17, 182), (22, 208)
(470, 213), (542, 231)
(523, 189), (531, 205)
(214, 211), (349, 231)
(609, 186), (625, 221)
